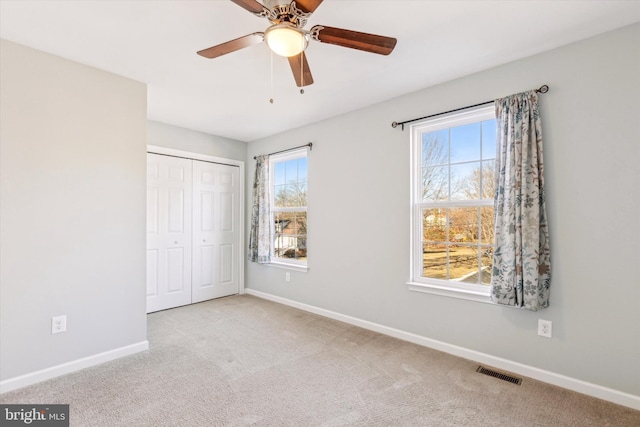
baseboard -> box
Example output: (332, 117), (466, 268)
(0, 341), (149, 394)
(245, 289), (640, 411)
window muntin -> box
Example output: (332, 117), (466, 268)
(411, 106), (495, 294)
(269, 150), (307, 266)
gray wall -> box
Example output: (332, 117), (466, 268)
(246, 24), (640, 396)
(0, 40), (148, 381)
(148, 120), (247, 161)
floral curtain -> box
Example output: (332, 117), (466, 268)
(248, 155), (271, 263)
(491, 90), (551, 311)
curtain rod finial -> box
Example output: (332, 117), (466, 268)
(537, 85), (549, 94)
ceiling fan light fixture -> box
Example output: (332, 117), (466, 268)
(264, 23), (308, 57)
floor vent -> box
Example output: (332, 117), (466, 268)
(476, 366), (522, 385)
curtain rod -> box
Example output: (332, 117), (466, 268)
(391, 85), (549, 131)
(253, 143), (312, 160)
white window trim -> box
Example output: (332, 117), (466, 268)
(267, 260), (308, 272)
(408, 105), (495, 302)
(268, 148), (308, 270)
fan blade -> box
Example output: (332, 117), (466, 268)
(310, 25), (397, 55)
(294, 0), (323, 14)
(231, 0), (269, 16)
(288, 52), (314, 87)
(197, 33), (264, 59)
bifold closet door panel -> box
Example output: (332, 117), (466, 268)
(192, 160), (240, 303)
(146, 153), (193, 313)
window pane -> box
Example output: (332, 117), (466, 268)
(297, 157), (308, 182)
(273, 211), (295, 258)
(480, 160), (495, 199)
(449, 244), (479, 283)
(274, 212), (307, 260)
(450, 207), (479, 244)
(296, 183), (307, 206)
(273, 212), (285, 258)
(423, 243), (447, 280)
(481, 119), (497, 160)
(422, 130), (449, 167)
(274, 184), (287, 208)
(281, 231), (307, 260)
(422, 208), (447, 242)
(450, 123), (480, 163)
(295, 211), (307, 236)
(294, 211), (307, 260)
(273, 211), (289, 233)
(450, 162), (478, 200)
(457, 162), (484, 200)
(480, 246), (493, 285)
(422, 165), (448, 202)
(284, 184), (296, 207)
(274, 162), (286, 186)
(292, 238), (307, 260)
(285, 159), (295, 182)
(480, 206), (494, 243)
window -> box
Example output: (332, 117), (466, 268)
(410, 105), (496, 297)
(269, 149), (308, 267)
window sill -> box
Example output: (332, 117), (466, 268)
(407, 281), (493, 304)
(267, 261), (308, 273)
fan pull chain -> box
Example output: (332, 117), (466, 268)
(300, 53), (304, 94)
(300, 38), (305, 94)
(269, 50), (274, 104)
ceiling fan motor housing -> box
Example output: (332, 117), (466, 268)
(264, 1), (312, 28)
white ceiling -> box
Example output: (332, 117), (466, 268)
(1, 1), (639, 142)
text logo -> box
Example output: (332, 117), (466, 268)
(1, 405), (69, 426)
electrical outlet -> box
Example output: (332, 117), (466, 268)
(52, 315), (67, 334)
(285, 272), (291, 282)
(538, 319), (552, 338)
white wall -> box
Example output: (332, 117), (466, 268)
(246, 24), (640, 400)
(148, 120), (246, 161)
(0, 40), (148, 386)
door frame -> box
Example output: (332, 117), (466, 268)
(147, 145), (245, 297)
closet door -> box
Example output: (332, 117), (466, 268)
(146, 153), (193, 313)
(192, 160), (240, 303)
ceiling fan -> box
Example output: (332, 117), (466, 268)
(197, 0), (397, 88)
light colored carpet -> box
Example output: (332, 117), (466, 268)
(1, 294), (638, 426)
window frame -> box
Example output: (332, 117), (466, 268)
(268, 148), (308, 270)
(408, 105), (495, 301)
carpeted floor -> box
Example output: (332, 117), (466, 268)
(1, 294), (639, 426)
